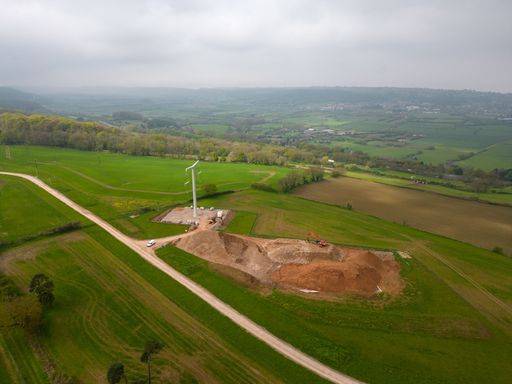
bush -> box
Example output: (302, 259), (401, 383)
(331, 170), (341, 178)
(278, 171), (306, 193)
(0, 273), (21, 301)
(251, 183), (276, 192)
(492, 246), (504, 255)
(47, 222), (82, 235)
(306, 167), (324, 182)
(203, 184), (218, 196)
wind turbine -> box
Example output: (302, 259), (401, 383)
(186, 160), (199, 218)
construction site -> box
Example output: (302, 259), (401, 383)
(169, 229), (404, 296)
(153, 160), (405, 298)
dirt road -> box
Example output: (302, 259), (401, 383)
(0, 171), (363, 384)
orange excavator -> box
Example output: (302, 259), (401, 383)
(307, 231), (327, 247)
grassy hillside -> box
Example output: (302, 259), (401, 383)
(0, 175), (327, 384)
(2, 145), (512, 383)
(0, 176), (88, 246)
(155, 189), (512, 383)
(0, 145), (289, 238)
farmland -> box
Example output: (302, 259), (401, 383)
(458, 140), (512, 171)
(199, 189), (512, 324)
(0, 176), (88, 246)
(294, 176), (512, 253)
(0, 145), (289, 238)
(342, 170), (512, 205)
(0, 175), (326, 384)
(1, 144), (512, 383)
(161, 188), (512, 384)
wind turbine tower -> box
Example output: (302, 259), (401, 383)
(186, 160), (200, 218)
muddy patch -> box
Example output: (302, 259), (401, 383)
(172, 230), (404, 297)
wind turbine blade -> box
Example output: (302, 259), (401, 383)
(185, 160), (200, 171)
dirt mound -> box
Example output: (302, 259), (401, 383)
(272, 261), (381, 295)
(173, 231), (276, 280)
(263, 239), (344, 264)
(271, 251), (391, 295)
(173, 230), (403, 296)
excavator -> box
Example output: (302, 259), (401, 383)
(307, 231), (327, 247)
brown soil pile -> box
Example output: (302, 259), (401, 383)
(172, 230), (403, 296)
(173, 230), (275, 280)
(272, 251), (400, 296)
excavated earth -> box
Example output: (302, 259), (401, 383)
(171, 230), (404, 296)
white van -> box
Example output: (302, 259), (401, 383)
(146, 239), (156, 247)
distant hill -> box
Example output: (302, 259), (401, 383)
(0, 87), (49, 113)
(21, 86), (512, 116)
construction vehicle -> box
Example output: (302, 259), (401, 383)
(307, 231), (328, 247)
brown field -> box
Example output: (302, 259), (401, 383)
(295, 177), (512, 253)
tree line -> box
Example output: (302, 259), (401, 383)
(0, 112), (313, 166)
(1, 112), (510, 193)
(278, 167), (324, 192)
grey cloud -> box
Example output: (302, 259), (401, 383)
(0, 0), (511, 91)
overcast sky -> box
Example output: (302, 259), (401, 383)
(1, 0), (511, 92)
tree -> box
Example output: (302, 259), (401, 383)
(470, 179), (489, 193)
(107, 362), (128, 384)
(203, 183), (218, 196)
(278, 171), (305, 192)
(29, 273), (55, 307)
(140, 340), (164, 384)
(307, 167), (324, 182)
(492, 246), (504, 255)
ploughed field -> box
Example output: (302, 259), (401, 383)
(295, 176), (512, 254)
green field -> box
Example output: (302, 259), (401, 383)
(458, 140), (512, 170)
(415, 144), (472, 165)
(159, 189), (512, 383)
(205, 190), (512, 324)
(189, 124), (231, 135)
(0, 145), (289, 238)
(332, 114), (512, 168)
(0, 175), (327, 384)
(0, 176), (88, 246)
(334, 140), (421, 159)
(1, 145), (512, 383)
